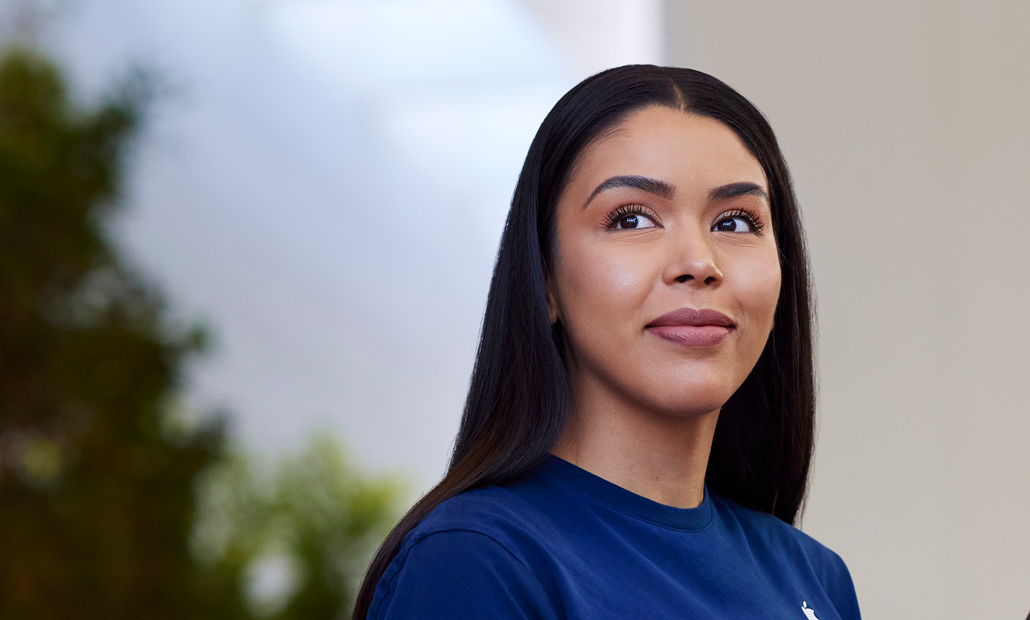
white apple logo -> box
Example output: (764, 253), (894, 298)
(802, 601), (820, 620)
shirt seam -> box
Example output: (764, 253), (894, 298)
(369, 528), (549, 619)
(551, 476), (715, 533)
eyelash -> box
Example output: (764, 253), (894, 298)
(601, 205), (765, 233)
(716, 208), (765, 233)
(601, 204), (660, 229)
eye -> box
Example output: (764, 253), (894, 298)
(712, 209), (763, 234)
(604, 205), (661, 230)
(713, 217), (753, 233)
(614, 212), (658, 230)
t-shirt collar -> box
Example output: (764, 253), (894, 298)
(540, 454), (714, 532)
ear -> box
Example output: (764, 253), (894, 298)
(545, 277), (560, 325)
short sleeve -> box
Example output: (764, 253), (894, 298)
(820, 551), (862, 620)
(368, 530), (558, 620)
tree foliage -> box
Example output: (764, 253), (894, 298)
(193, 437), (403, 620)
(0, 44), (219, 619)
(0, 46), (400, 620)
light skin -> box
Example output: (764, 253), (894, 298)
(547, 106), (781, 509)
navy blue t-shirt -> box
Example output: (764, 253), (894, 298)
(368, 455), (860, 619)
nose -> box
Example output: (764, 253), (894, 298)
(666, 227), (722, 287)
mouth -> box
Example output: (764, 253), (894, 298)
(645, 308), (736, 347)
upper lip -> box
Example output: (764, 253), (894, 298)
(647, 308), (736, 328)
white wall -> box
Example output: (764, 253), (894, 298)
(664, 1), (1030, 617)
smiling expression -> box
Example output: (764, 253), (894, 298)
(547, 106), (782, 419)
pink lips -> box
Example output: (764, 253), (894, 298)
(646, 308), (736, 347)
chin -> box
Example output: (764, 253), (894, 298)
(634, 362), (740, 416)
(642, 383), (734, 419)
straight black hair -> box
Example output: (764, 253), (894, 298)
(352, 65), (815, 619)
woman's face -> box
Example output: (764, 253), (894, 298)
(548, 106), (781, 419)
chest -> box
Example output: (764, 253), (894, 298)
(535, 529), (843, 620)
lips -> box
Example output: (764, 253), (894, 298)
(645, 308), (736, 347)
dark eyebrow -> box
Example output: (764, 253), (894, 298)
(583, 175), (675, 209)
(708, 182), (768, 203)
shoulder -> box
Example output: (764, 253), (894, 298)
(712, 492), (842, 564)
(407, 483), (558, 554)
(366, 486), (561, 620)
(711, 493), (861, 619)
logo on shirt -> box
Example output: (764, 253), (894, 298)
(801, 601), (820, 620)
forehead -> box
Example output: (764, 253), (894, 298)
(567, 106), (768, 201)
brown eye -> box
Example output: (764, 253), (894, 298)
(715, 218), (743, 232)
(611, 212), (658, 230)
(713, 215), (757, 233)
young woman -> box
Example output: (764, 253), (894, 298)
(352, 65), (861, 620)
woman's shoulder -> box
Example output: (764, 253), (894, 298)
(711, 492), (859, 613)
(404, 481), (554, 552)
(712, 492), (847, 562)
(367, 484), (561, 620)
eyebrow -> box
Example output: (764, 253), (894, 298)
(708, 182), (768, 203)
(583, 175), (675, 209)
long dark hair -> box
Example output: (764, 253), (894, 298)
(352, 65), (814, 619)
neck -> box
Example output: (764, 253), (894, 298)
(551, 374), (719, 509)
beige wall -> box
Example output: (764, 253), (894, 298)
(664, 1), (1030, 617)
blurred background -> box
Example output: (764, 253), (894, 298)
(0, 0), (1026, 618)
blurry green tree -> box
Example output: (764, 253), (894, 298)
(0, 46), (401, 619)
(192, 437), (403, 620)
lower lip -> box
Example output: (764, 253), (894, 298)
(646, 325), (733, 347)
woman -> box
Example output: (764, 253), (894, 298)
(353, 65), (861, 619)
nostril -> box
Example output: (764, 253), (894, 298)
(704, 276), (717, 285)
(676, 274), (693, 283)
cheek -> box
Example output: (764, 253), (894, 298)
(555, 238), (657, 334)
(734, 249), (782, 334)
